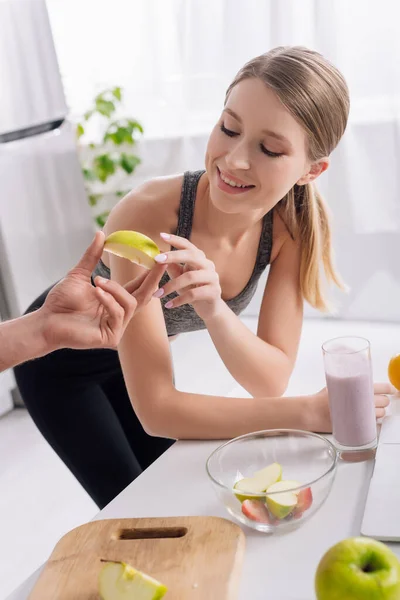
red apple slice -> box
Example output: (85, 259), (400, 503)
(293, 487), (313, 516)
(242, 499), (271, 523)
(242, 499), (274, 524)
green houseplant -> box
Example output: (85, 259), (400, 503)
(76, 87), (143, 227)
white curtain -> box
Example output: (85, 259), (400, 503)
(46, 0), (400, 131)
(46, 0), (400, 321)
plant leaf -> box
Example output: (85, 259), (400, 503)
(88, 193), (101, 207)
(127, 119), (144, 134)
(95, 98), (116, 118)
(93, 154), (117, 182)
(103, 119), (144, 146)
(84, 110), (93, 121)
(95, 211), (110, 227)
(103, 126), (135, 146)
(115, 189), (130, 198)
(112, 87), (122, 101)
(83, 168), (96, 181)
(119, 153), (141, 174)
(76, 123), (85, 138)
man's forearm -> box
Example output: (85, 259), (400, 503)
(204, 302), (292, 397)
(0, 311), (52, 372)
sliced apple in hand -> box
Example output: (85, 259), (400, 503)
(104, 231), (160, 270)
(234, 462), (282, 502)
(99, 561), (167, 600)
(266, 480), (301, 519)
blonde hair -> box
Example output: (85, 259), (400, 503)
(226, 46), (349, 311)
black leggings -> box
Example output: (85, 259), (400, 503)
(14, 288), (174, 509)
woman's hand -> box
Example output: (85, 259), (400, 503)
(41, 232), (166, 351)
(153, 232), (224, 321)
(309, 382), (392, 433)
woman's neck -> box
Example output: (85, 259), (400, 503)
(196, 175), (266, 247)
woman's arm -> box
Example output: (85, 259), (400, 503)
(112, 244), (389, 439)
(113, 254), (313, 438)
(204, 233), (303, 397)
(114, 277), (388, 439)
(154, 218), (302, 397)
(115, 281), (388, 440)
(107, 185), (389, 439)
(103, 186), (307, 436)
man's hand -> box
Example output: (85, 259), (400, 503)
(40, 231), (166, 350)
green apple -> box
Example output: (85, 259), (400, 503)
(99, 561), (167, 600)
(265, 480), (301, 519)
(104, 231), (160, 269)
(234, 462), (282, 503)
(315, 537), (400, 600)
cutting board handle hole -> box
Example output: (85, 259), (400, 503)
(117, 527), (188, 540)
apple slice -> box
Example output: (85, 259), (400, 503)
(99, 561), (167, 600)
(242, 499), (275, 524)
(293, 487), (313, 518)
(265, 480), (301, 519)
(234, 462), (282, 502)
(104, 231), (160, 270)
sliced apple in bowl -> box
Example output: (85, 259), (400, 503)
(234, 462), (282, 503)
(292, 486), (313, 518)
(265, 480), (302, 519)
(241, 499), (274, 524)
(266, 480), (314, 520)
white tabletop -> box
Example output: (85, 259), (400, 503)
(7, 424), (400, 600)
(7, 320), (400, 599)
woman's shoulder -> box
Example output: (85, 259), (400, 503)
(104, 174), (184, 240)
(270, 208), (299, 263)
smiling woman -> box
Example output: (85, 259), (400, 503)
(13, 46), (390, 511)
(207, 50), (349, 310)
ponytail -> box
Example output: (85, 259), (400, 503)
(278, 183), (346, 312)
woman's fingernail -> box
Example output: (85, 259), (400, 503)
(155, 254), (167, 263)
(160, 232), (171, 240)
(97, 277), (107, 285)
(153, 288), (164, 299)
(165, 301), (173, 309)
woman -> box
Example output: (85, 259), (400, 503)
(15, 47), (390, 509)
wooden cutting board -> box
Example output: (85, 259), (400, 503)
(29, 516), (246, 599)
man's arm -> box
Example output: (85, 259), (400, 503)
(0, 232), (165, 373)
(0, 311), (52, 372)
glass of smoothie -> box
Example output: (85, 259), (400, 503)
(322, 336), (377, 452)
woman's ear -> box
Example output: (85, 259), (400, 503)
(297, 158), (330, 185)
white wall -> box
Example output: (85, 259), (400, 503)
(43, 0), (400, 323)
(0, 122), (94, 318)
(0, 307), (15, 416)
(102, 122), (400, 324)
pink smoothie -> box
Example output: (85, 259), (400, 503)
(325, 369), (376, 447)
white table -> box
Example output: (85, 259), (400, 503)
(8, 313), (400, 600)
(7, 421), (400, 600)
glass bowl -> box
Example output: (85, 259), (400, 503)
(206, 429), (338, 533)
